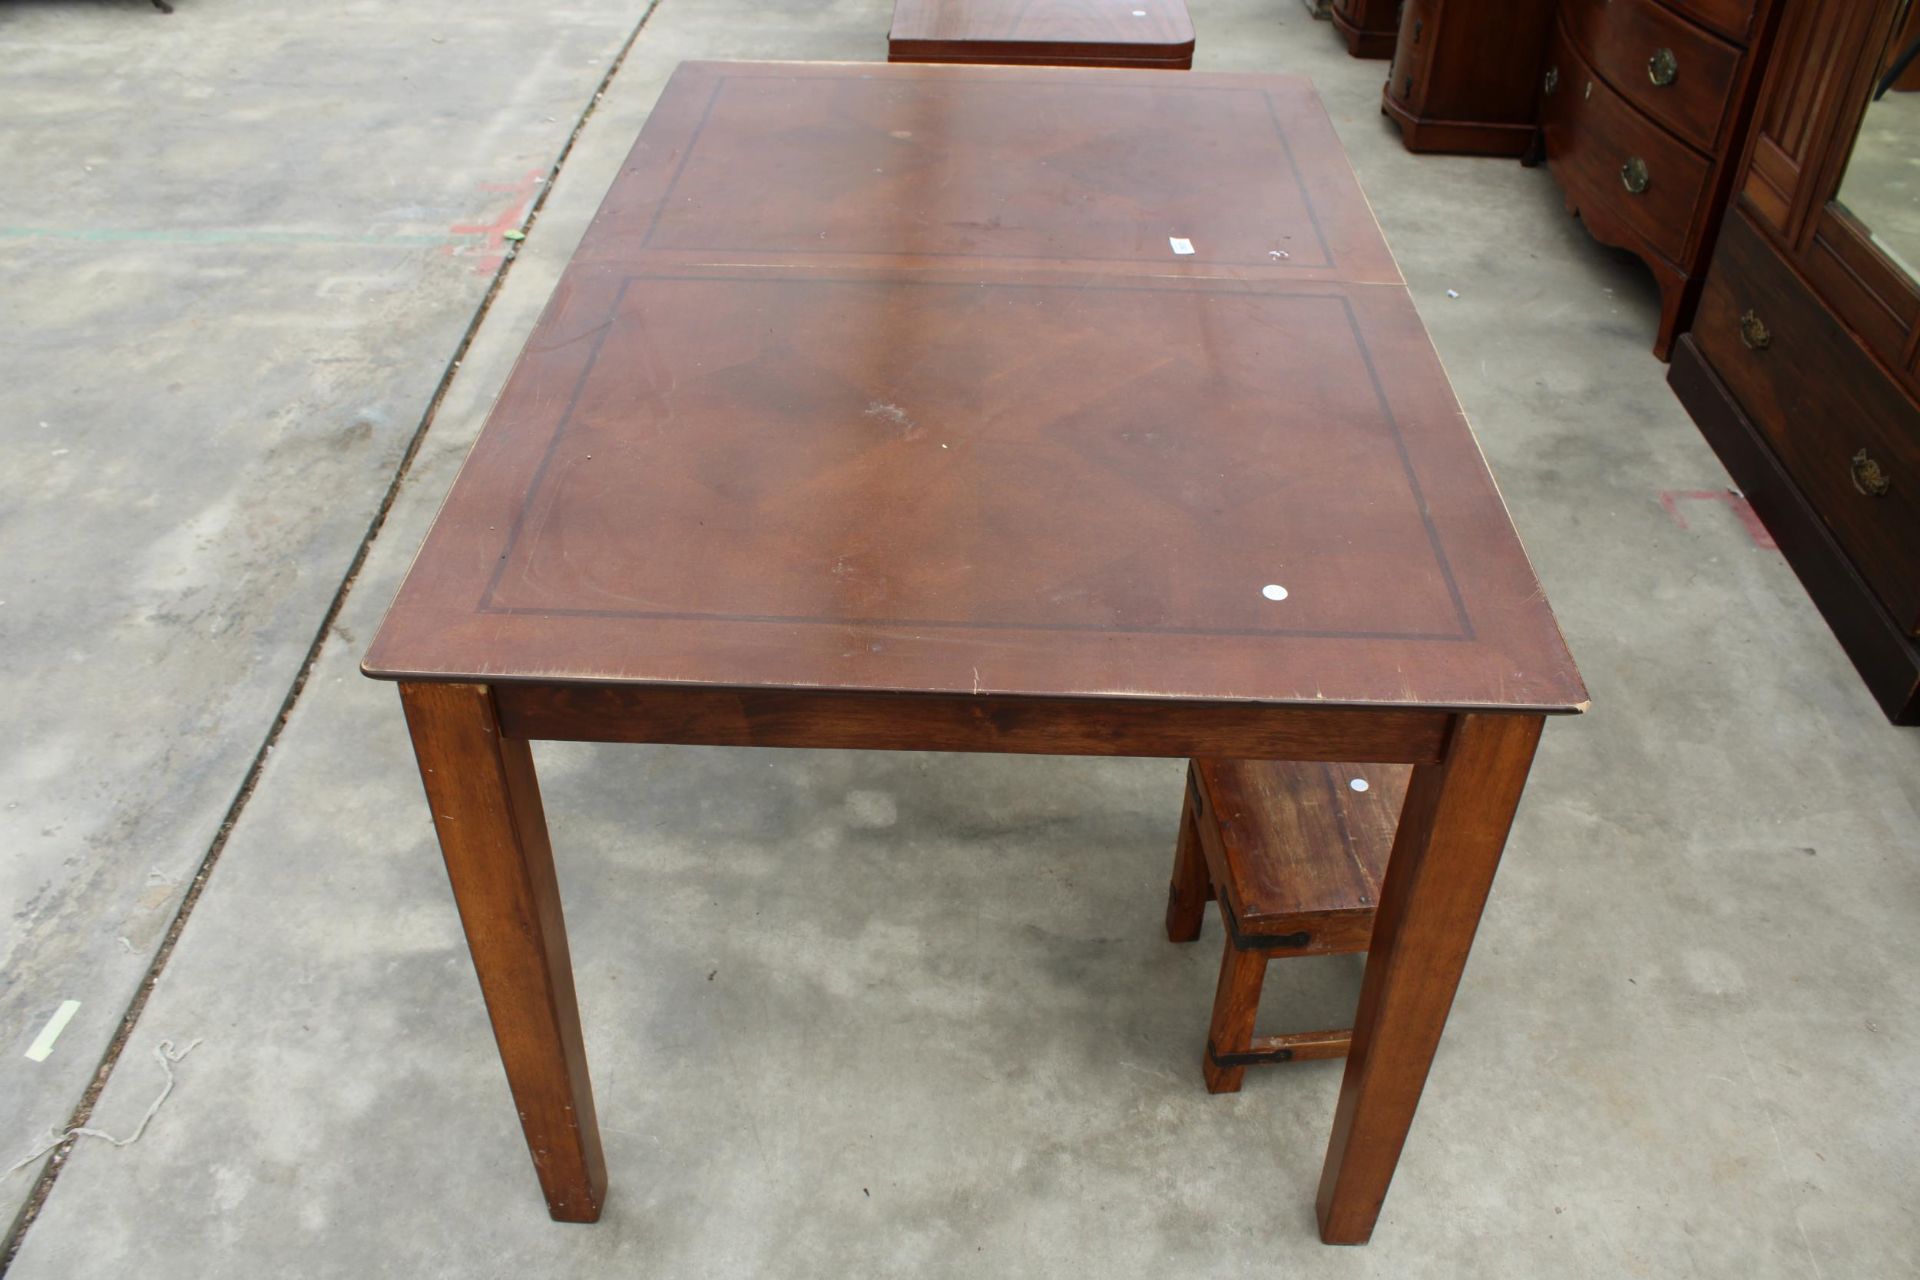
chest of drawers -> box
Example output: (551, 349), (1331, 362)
(1541, 0), (1778, 356)
(1330, 0), (1400, 57)
(1382, 0), (1557, 156)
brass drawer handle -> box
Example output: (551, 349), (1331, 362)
(1621, 156), (1651, 194)
(1544, 65), (1559, 95)
(1851, 450), (1892, 497)
(1738, 310), (1770, 350)
(1649, 47), (1678, 86)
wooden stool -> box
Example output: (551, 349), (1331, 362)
(1166, 759), (1410, 1093)
(887, 0), (1195, 69)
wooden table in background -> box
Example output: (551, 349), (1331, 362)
(363, 60), (1586, 1244)
(887, 0), (1195, 68)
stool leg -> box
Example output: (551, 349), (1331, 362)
(1202, 936), (1267, 1094)
(1165, 767), (1210, 943)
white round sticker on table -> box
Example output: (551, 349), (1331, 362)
(1261, 584), (1288, 601)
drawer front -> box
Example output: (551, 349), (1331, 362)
(1386, 0), (1431, 108)
(1561, 0), (1742, 153)
(1697, 212), (1920, 632)
(1664, 0), (1754, 43)
(1542, 22), (1712, 266)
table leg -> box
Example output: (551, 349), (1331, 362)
(399, 681), (608, 1222)
(1314, 712), (1543, 1244)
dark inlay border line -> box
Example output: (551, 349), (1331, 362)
(640, 74), (1339, 270)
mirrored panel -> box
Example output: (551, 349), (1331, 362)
(1837, 0), (1920, 282)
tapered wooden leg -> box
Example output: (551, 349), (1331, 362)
(1165, 765), (1211, 943)
(399, 681), (607, 1223)
(1315, 713), (1543, 1244)
(1202, 938), (1267, 1094)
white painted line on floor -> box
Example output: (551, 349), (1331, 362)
(25, 1000), (82, 1062)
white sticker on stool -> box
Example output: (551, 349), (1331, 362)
(1349, 778), (1370, 793)
(1261, 583), (1288, 601)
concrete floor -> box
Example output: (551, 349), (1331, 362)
(0, 0), (656, 1234)
(3, 0), (1918, 1276)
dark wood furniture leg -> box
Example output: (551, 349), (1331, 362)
(399, 681), (608, 1223)
(1314, 713), (1543, 1244)
(1164, 770), (1211, 943)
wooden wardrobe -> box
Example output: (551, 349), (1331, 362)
(1669, 0), (1920, 722)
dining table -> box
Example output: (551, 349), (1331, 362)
(362, 59), (1587, 1244)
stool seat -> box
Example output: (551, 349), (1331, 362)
(888, 0), (1196, 69)
(1167, 759), (1411, 1092)
(1199, 759), (1405, 951)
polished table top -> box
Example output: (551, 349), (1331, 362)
(364, 61), (1584, 716)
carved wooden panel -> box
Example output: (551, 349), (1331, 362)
(1740, 1), (1880, 241)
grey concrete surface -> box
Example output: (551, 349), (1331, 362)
(0, 0), (656, 1230)
(8, 0), (1920, 1275)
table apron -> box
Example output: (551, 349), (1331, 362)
(490, 682), (1455, 763)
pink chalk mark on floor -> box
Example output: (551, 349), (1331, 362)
(1659, 489), (1778, 550)
(446, 169), (545, 275)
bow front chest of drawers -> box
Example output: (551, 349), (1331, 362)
(1541, 0), (1781, 357)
